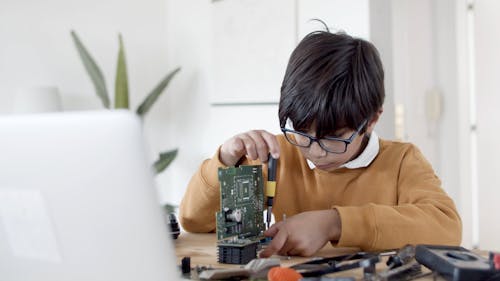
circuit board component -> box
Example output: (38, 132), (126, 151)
(216, 165), (265, 264)
(216, 165), (265, 240)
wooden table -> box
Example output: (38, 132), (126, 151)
(174, 232), (359, 267)
(173, 232), (439, 280)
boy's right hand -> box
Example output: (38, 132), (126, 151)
(219, 130), (280, 166)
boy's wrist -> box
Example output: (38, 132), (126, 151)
(328, 209), (342, 242)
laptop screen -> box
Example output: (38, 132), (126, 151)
(0, 110), (179, 281)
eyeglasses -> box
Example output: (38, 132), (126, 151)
(281, 120), (367, 154)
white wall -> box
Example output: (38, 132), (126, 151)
(454, 0), (476, 250)
(211, 0), (295, 104)
(0, 0), (171, 111)
(298, 0), (370, 39)
(431, 0), (500, 251)
(0, 0), (181, 205)
(369, 0), (395, 140)
(473, 0), (500, 251)
(391, 0), (439, 164)
(156, 0), (212, 205)
(434, 0), (473, 248)
(380, 0), (473, 247)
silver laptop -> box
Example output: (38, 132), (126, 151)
(0, 110), (178, 281)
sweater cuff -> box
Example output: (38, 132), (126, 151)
(201, 146), (228, 189)
(335, 204), (377, 250)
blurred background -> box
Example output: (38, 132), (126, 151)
(0, 0), (498, 250)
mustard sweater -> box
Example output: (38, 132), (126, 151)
(179, 135), (462, 251)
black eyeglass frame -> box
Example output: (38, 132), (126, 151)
(280, 119), (368, 154)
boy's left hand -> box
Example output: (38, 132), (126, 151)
(259, 209), (341, 257)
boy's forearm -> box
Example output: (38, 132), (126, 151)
(335, 200), (461, 250)
(179, 158), (222, 233)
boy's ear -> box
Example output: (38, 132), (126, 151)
(366, 107), (383, 133)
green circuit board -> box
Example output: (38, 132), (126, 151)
(216, 165), (265, 243)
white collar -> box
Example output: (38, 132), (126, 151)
(306, 131), (380, 170)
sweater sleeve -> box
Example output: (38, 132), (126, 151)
(179, 147), (227, 233)
(335, 145), (462, 250)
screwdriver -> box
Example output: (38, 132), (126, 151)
(266, 155), (277, 229)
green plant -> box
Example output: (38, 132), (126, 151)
(70, 30), (180, 175)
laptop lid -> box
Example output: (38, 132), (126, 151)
(0, 110), (178, 281)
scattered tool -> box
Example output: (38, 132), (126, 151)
(291, 252), (380, 277)
(416, 245), (500, 281)
(267, 266), (303, 281)
(199, 258), (280, 280)
(167, 213), (180, 239)
(180, 256), (191, 274)
(266, 155), (278, 229)
(386, 244), (415, 269)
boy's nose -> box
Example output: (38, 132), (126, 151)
(309, 141), (327, 157)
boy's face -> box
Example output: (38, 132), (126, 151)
(297, 117), (378, 172)
(297, 128), (366, 171)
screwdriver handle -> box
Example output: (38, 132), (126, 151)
(268, 156), (277, 181)
(266, 155), (277, 197)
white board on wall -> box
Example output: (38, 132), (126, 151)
(202, 105), (281, 157)
(211, 0), (296, 104)
(297, 0), (370, 40)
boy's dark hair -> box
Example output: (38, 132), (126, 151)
(278, 31), (385, 137)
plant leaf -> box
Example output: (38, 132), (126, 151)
(114, 34), (129, 109)
(153, 149), (178, 174)
(70, 30), (110, 108)
(136, 67), (181, 116)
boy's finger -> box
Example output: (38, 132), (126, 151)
(220, 137), (247, 166)
(261, 131), (280, 159)
(264, 221), (282, 237)
(238, 135), (258, 160)
(230, 138), (245, 156)
(246, 131), (270, 162)
(259, 227), (288, 258)
(278, 242), (295, 256)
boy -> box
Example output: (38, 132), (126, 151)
(179, 30), (462, 257)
